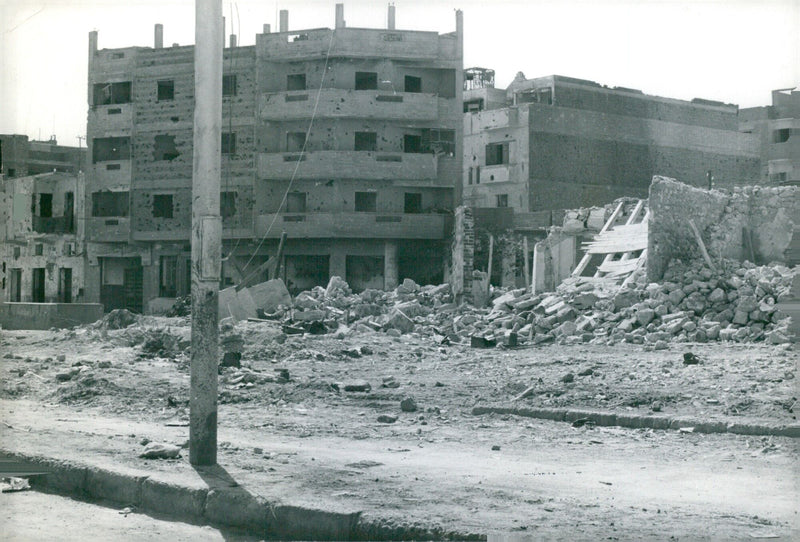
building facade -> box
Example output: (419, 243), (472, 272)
(85, 4), (463, 312)
(463, 73), (762, 214)
(740, 87), (800, 186)
(0, 134), (86, 179)
(1, 171), (86, 304)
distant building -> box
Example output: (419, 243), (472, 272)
(0, 171), (86, 304)
(84, 4), (463, 312)
(0, 134), (86, 178)
(462, 73), (762, 215)
(740, 87), (800, 186)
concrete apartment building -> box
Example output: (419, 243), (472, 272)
(0, 134), (87, 179)
(85, 4), (463, 312)
(1, 171), (85, 304)
(740, 87), (800, 186)
(462, 73), (762, 215)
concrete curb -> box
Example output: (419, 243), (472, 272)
(471, 406), (800, 438)
(1, 450), (484, 541)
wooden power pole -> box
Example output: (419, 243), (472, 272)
(190, 0), (223, 466)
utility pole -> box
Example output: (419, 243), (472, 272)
(190, 0), (223, 466)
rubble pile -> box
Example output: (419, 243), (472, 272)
(476, 258), (797, 347)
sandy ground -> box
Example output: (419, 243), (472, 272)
(1, 319), (799, 539)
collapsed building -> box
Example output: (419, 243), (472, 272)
(84, 4), (463, 313)
(0, 134), (87, 179)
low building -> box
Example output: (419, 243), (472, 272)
(463, 73), (762, 214)
(0, 134), (86, 179)
(0, 171), (86, 304)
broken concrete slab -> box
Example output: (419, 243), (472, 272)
(248, 279), (292, 313)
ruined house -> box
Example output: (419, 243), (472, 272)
(0, 134), (86, 179)
(0, 171), (86, 304)
(85, 4), (463, 313)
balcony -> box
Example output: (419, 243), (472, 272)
(86, 217), (130, 243)
(32, 216), (75, 234)
(258, 151), (438, 181)
(255, 212), (446, 239)
(260, 89), (439, 121)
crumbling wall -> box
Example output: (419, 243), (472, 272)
(450, 206), (474, 302)
(647, 176), (799, 281)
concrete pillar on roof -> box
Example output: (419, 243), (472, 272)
(263, 24), (270, 33)
(335, 4), (345, 29)
(388, 4), (396, 30)
(279, 10), (288, 32)
(154, 24), (164, 49)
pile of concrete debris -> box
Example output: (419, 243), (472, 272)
(472, 258), (796, 347)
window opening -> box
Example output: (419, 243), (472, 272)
(355, 191), (376, 212)
(404, 192), (422, 213)
(152, 194), (174, 219)
(354, 131), (377, 151)
(355, 71), (378, 90)
(157, 80), (175, 101)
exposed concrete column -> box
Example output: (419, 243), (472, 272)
(329, 251), (346, 281)
(384, 241), (399, 290)
(531, 241), (547, 294)
(263, 24), (271, 33)
(335, 4), (345, 29)
(279, 10), (288, 32)
(190, 0), (223, 467)
(154, 24), (163, 49)
(455, 9), (463, 58)
(501, 241), (516, 288)
(229, 34), (237, 48)
(88, 31), (98, 105)
(388, 4), (396, 30)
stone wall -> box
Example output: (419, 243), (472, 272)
(647, 176), (799, 280)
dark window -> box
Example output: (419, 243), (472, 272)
(32, 268), (45, 303)
(92, 137), (130, 163)
(220, 191), (237, 219)
(59, 267), (72, 303)
(106, 164), (121, 170)
(355, 71), (378, 90)
(468, 168), (473, 185)
(38, 193), (53, 217)
(404, 192), (422, 213)
(403, 134), (422, 153)
(464, 99), (484, 113)
(154, 135), (180, 161)
(157, 80), (175, 101)
(286, 132), (306, 152)
(92, 191), (129, 217)
(354, 131), (377, 151)
(35, 244), (43, 256)
(152, 194), (173, 219)
(93, 82), (132, 105)
(8, 168), (15, 178)
(287, 73), (306, 91)
(222, 132), (236, 154)
(355, 191), (376, 212)
(496, 194), (508, 208)
(222, 74), (237, 96)
(773, 128), (791, 143)
(404, 75), (422, 93)
(422, 129), (456, 155)
(485, 142), (509, 166)
(10, 269), (22, 302)
(159, 256), (177, 297)
(286, 192), (307, 213)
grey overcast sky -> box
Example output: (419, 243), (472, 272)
(1, 0), (798, 146)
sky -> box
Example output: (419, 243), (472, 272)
(1, 0), (798, 146)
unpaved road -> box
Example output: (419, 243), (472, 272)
(1, 320), (799, 539)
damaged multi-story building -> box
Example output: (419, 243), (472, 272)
(0, 171), (86, 304)
(462, 71), (762, 215)
(85, 4), (463, 312)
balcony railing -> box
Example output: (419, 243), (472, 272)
(33, 216), (75, 234)
(258, 150), (438, 181)
(255, 212), (446, 239)
(260, 89), (439, 121)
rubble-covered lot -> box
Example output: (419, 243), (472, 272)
(1, 258), (799, 538)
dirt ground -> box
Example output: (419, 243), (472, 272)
(1, 317), (799, 539)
